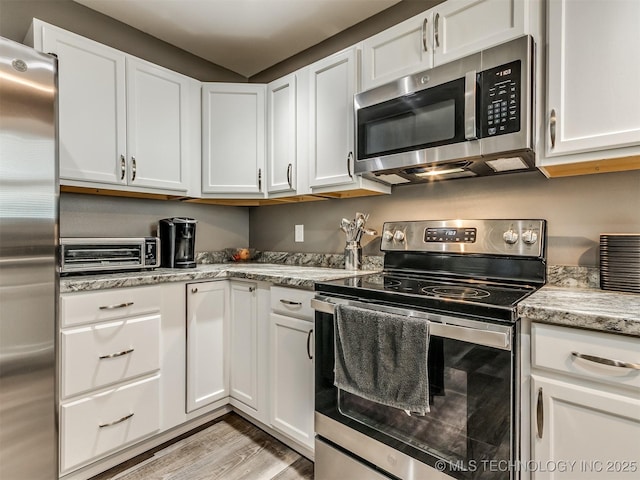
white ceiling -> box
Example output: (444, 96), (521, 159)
(73, 0), (402, 77)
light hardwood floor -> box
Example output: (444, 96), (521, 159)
(91, 413), (314, 480)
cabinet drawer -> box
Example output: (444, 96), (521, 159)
(60, 374), (160, 473)
(61, 286), (160, 327)
(532, 323), (640, 390)
(61, 314), (160, 398)
(270, 286), (315, 320)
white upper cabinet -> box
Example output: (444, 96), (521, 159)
(361, 11), (434, 92)
(126, 57), (192, 192)
(361, 0), (531, 91)
(432, 0), (526, 66)
(202, 83), (267, 195)
(267, 73), (297, 194)
(39, 23), (126, 186)
(542, 0), (640, 164)
(32, 20), (191, 194)
(308, 48), (357, 188)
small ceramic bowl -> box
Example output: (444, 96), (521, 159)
(225, 247), (257, 262)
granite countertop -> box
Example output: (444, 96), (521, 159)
(60, 263), (379, 293)
(61, 261), (640, 337)
(519, 286), (640, 337)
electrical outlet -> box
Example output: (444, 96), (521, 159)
(295, 224), (304, 242)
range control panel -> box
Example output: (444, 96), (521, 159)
(480, 60), (521, 138)
(381, 219), (545, 258)
(425, 227), (477, 243)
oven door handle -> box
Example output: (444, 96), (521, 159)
(311, 298), (511, 350)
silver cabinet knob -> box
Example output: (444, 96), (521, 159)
(383, 230), (394, 242)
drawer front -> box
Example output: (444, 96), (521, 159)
(270, 286), (315, 320)
(532, 323), (640, 390)
(61, 314), (160, 398)
(61, 286), (160, 327)
(60, 374), (161, 473)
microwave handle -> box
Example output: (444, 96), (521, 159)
(464, 70), (477, 140)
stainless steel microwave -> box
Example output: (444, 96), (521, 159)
(60, 237), (160, 274)
(354, 35), (535, 183)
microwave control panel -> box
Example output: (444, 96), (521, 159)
(480, 60), (521, 137)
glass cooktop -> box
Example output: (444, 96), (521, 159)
(315, 272), (539, 322)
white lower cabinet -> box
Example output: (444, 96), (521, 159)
(186, 281), (228, 413)
(59, 286), (162, 475)
(269, 287), (315, 450)
(60, 375), (161, 473)
(530, 323), (640, 480)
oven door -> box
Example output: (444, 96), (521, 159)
(313, 296), (518, 480)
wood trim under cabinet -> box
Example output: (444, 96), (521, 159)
(60, 185), (185, 201)
(539, 155), (640, 178)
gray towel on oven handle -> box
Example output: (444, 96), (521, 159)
(334, 304), (430, 415)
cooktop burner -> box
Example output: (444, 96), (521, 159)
(421, 285), (491, 299)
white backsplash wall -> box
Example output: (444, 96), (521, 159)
(60, 193), (249, 253)
(249, 170), (640, 267)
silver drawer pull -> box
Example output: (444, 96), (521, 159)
(99, 302), (133, 310)
(98, 412), (134, 428)
(280, 299), (302, 306)
(571, 351), (640, 370)
(99, 348), (134, 360)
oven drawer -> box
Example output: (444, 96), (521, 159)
(532, 323), (640, 391)
(315, 438), (391, 480)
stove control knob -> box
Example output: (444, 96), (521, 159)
(522, 229), (538, 245)
(393, 230), (406, 242)
(383, 230), (394, 242)
(503, 229), (519, 245)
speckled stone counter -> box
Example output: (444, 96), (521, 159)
(60, 263), (379, 293)
(519, 286), (640, 337)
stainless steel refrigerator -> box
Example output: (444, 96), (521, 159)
(0, 36), (58, 479)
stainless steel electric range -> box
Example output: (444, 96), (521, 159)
(313, 219), (546, 480)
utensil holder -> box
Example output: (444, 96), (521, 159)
(344, 241), (362, 270)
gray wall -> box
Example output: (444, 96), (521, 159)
(61, 194), (249, 253)
(0, 0), (244, 81)
(250, 0), (441, 83)
(249, 170), (640, 267)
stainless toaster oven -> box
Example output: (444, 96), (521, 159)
(60, 237), (160, 274)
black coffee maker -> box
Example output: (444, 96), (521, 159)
(158, 217), (197, 268)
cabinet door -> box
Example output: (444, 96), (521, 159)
(432, 0), (525, 66)
(361, 10), (433, 91)
(267, 73), (297, 194)
(270, 313), (314, 449)
(126, 58), (189, 192)
(186, 281), (228, 413)
(202, 83), (266, 194)
(308, 48), (357, 188)
(531, 375), (640, 480)
(229, 282), (258, 409)
(41, 25), (126, 185)
(546, 0), (640, 157)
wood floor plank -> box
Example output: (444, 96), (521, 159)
(92, 413), (313, 480)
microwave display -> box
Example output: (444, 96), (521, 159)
(480, 60), (521, 138)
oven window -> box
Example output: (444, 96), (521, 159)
(357, 78), (465, 160)
(316, 311), (514, 480)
